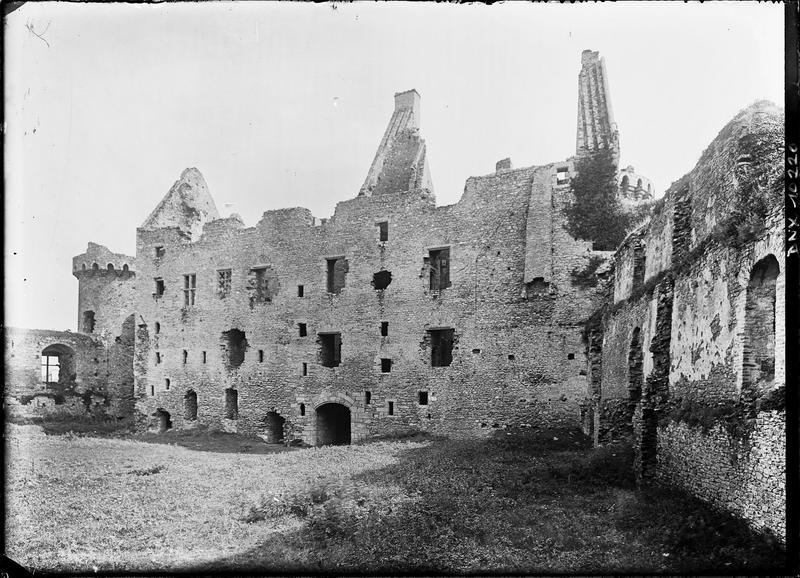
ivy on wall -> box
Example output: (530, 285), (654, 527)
(564, 148), (631, 251)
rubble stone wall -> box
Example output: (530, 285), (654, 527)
(133, 163), (607, 443)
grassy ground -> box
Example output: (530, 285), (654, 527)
(5, 423), (785, 574)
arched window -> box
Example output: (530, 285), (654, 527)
(41, 344), (76, 384)
(742, 255), (779, 392)
(636, 178), (643, 190)
(92, 263), (99, 270)
(122, 264), (129, 272)
(621, 175), (630, 191)
(107, 263), (115, 271)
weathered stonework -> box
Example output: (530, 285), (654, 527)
(588, 100), (785, 541)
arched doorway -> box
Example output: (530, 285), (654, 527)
(155, 409), (172, 432)
(260, 411), (285, 444)
(316, 403), (351, 446)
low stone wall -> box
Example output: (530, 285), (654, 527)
(656, 410), (785, 542)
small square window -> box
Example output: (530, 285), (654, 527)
(299, 323), (307, 337)
(568, 353), (575, 360)
(380, 358), (392, 373)
(508, 354), (516, 361)
(418, 391), (429, 405)
(155, 246), (165, 258)
(297, 285), (305, 297)
(381, 322), (389, 337)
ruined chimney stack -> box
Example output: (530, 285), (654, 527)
(394, 89), (421, 128)
(496, 158), (513, 173)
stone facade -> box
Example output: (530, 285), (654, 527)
(585, 100), (785, 541)
(132, 155), (605, 443)
(126, 50), (673, 444)
(5, 325), (132, 419)
(5, 242), (136, 420)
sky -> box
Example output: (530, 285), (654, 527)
(4, 1), (784, 332)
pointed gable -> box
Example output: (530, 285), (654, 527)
(141, 168), (221, 241)
(359, 89), (434, 197)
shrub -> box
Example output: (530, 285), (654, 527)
(564, 148), (631, 251)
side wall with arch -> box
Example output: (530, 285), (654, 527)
(4, 327), (125, 419)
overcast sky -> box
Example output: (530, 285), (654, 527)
(5, 2), (783, 332)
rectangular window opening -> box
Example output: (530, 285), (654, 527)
(155, 352), (162, 365)
(182, 350), (188, 364)
(297, 284), (304, 297)
(155, 246), (165, 258)
(380, 358), (392, 373)
(183, 274), (197, 306)
(202, 351), (207, 364)
(326, 257), (348, 294)
(250, 267), (272, 304)
(365, 391), (371, 405)
(258, 349), (264, 363)
(388, 400), (395, 416)
(378, 221), (389, 242)
(429, 328), (454, 367)
(154, 278), (165, 297)
(165, 378), (170, 391)
(381, 321), (389, 337)
(319, 333), (342, 368)
(217, 269), (232, 298)
(428, 248), (451, 291)
(418, 391), (429, 405)
(302, 362), (308, 376)
(299, 323), (307, 337)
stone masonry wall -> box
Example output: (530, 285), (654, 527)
(591, 100), (785, 541)
(4, 327), (114, 418)
(133, 161), (606, 444)
(657, 412), (785, 542)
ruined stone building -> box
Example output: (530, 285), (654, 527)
(4, 48), (784, 542)
(5, 243), (136, 420)
(583, 100), (786, 541)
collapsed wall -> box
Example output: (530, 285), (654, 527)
(585, 100), (785, 541)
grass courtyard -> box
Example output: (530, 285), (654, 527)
(4, 422), (785, 573)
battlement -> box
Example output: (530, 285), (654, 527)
(73, 242), (135, 277)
